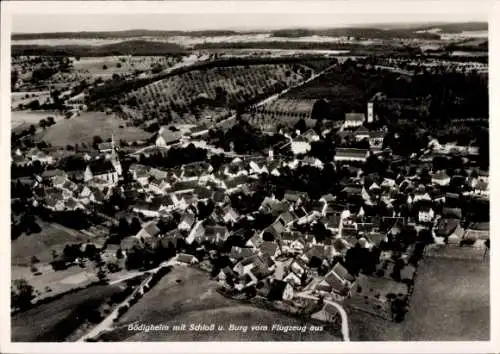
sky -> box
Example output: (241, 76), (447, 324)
(9, 1), (490, 33)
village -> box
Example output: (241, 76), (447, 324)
(11, 79), (490, 340)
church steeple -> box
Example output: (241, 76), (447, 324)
(110, 132), (122, 176)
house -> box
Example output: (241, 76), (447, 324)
(289, 258), (308, 279)
(315, 263), (355, 296)
(170, 180), (199, 194)
(176, 253), (199, 265)
(246, 232), (264, 249)
(44, 188), (65, 211)
(202, 225), (229, 244)
(233, 254), (275, 280)
(473, 179), (489, 197)
(442, 207), (462, 219)
(84, 160), (119, 185)
(97, 142), (114, 153)
(229, 246), (257, 263)
(222, 205), (239, 224)
(178, 213), (196, 231)
(185, 221), (205, 244)
(136, 221), (161, 240)
(311, 303), (341, 323)
(280, 232), (305, 254)
(217, 266), (237, 282)
(30, 150), (55, 165)
(147, 177), (171, 195)
(258, 241), (281, 259)
(267, 280), (294, 301)
(290, 136), (311, 155)
(334, 148), (369, 163)
(194, 185), (212, 200)
(283, 271), (302, 288)
(431, 170), (451, 186)
(41, 169), (67, 183)
(120, 236), (143, 252)
(132, 202), (161, 218)
(302, 129), (321, 142)
(354, 126), (370, 141)
(224, 175), (250, 192)
(343, 113), (365, 128)
(283, 190), (305, 205)
(177, 192), (197, 210)
(368, 131), (386, 149)
(417, 205), (435, 224)
(305, 244), (337, 263)
(155, 126), (183, 147)
(212, 189), (229, 206)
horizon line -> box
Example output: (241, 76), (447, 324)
(11, 20), (489, 35)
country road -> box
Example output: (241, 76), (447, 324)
(77, 259), (177, 342)
(324, 300), (350, 342)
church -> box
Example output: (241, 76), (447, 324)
(84, 135), (122, 186)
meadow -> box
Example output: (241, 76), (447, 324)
(11, 110), (64, 132)
(36, 111), (152, 146)
(98, 267), (340, 341)
(348, 255), (489, 341)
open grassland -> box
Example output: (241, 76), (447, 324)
(11, 284), (123, 342)
(98, 267), (340, 341)
(36, 111), (152, 146)
(349, 256), (489, 341)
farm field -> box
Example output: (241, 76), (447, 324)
(11, 110), (64, 132)
(71, 56), (183, 78)
(11, 283), (124, 342)
(12, 220), (92, 266)
(98, 267), (340, 341)
(348, 256), (489, 341)
(36, 111), (152, 146)
(11, 220), (103, 301)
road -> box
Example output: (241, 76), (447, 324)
(77, 259), (177, 342)
(192, 60), (334, 136)
(324, 299), (350, 342)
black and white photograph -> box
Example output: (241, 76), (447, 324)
(0, 0), (497, 352)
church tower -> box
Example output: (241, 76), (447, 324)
(110, 133), (122, 176)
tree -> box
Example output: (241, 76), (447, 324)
(102, 64), (108, 70)
(130, 217), (141, 234)
(97, 268), (108, 283)
(116, 62), (122, 68)
(11, 279), (35, 310)
(39, 119), (48, 129)
(46, 116), (55, 126)
(92, 135), (103, 149)
(11, 70), (19, 88)
(28, 125), (36, 136)
(294, 118), (307, 134)
(484, 238), (490, 260)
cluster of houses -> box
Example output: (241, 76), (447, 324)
(11, 98), (489, 323)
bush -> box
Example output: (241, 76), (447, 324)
(117, 305), (128, 317)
